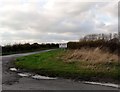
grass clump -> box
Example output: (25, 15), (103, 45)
(15, 49), (119, 82)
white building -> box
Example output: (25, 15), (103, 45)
(59, 43), (67, 48)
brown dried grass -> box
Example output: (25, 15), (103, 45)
(62, 48), (118, 64)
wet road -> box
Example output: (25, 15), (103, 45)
(0, 49), (119, 91)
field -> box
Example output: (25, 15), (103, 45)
(15, 49), (119, 83)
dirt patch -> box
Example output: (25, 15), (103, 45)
(2, 57), (21, 85)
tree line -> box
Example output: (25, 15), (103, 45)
(1, 43), (59, 55)
(80, 33), (119, 41)
(68, 33), (120, 54)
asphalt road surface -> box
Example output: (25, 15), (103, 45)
(0, 49), (119, 91)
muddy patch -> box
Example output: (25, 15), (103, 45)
(10, 67), (57, 80)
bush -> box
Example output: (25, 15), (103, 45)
(67, 39), (119, 54)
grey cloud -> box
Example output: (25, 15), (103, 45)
(0, 1), (118, 45)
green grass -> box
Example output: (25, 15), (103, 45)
(15, 49), (120, 82)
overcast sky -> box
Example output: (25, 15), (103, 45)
(0, 0), (118, 45)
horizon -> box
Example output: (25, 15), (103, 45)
(1, 32), (119, 47)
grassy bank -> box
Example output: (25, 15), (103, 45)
(15, 49), (119, 83)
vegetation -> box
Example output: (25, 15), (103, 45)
(5, 33), (119, 82)
(2, 43), (59, 55)
(67, 39), (119, 54)
(15, 49), (119, 83)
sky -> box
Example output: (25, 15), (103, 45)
(0, 0), (118, 45)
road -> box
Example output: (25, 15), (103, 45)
(0, 49), (119, 91)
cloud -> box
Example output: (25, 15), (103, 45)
(0, 0), (118, 45)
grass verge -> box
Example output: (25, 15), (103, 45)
(15, 49), (120, 83)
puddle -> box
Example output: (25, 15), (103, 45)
(10, 68), (17, 71)
(85, 81), (119, 88)
(9, 68), (119, 88)
(32, 75), (57, 80)
(18, 73), (31, 77)
(10, 68), (57, 80)
(18, 73), (57, 80)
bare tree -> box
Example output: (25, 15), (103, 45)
(80, 33), (119, 42)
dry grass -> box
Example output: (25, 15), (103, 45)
(15, 49), (119, 82)
(62, 48), (118, 64)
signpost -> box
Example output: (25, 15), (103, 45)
(59, 43), (67, 48)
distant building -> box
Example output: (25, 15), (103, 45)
(59, 43), (67, 48)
